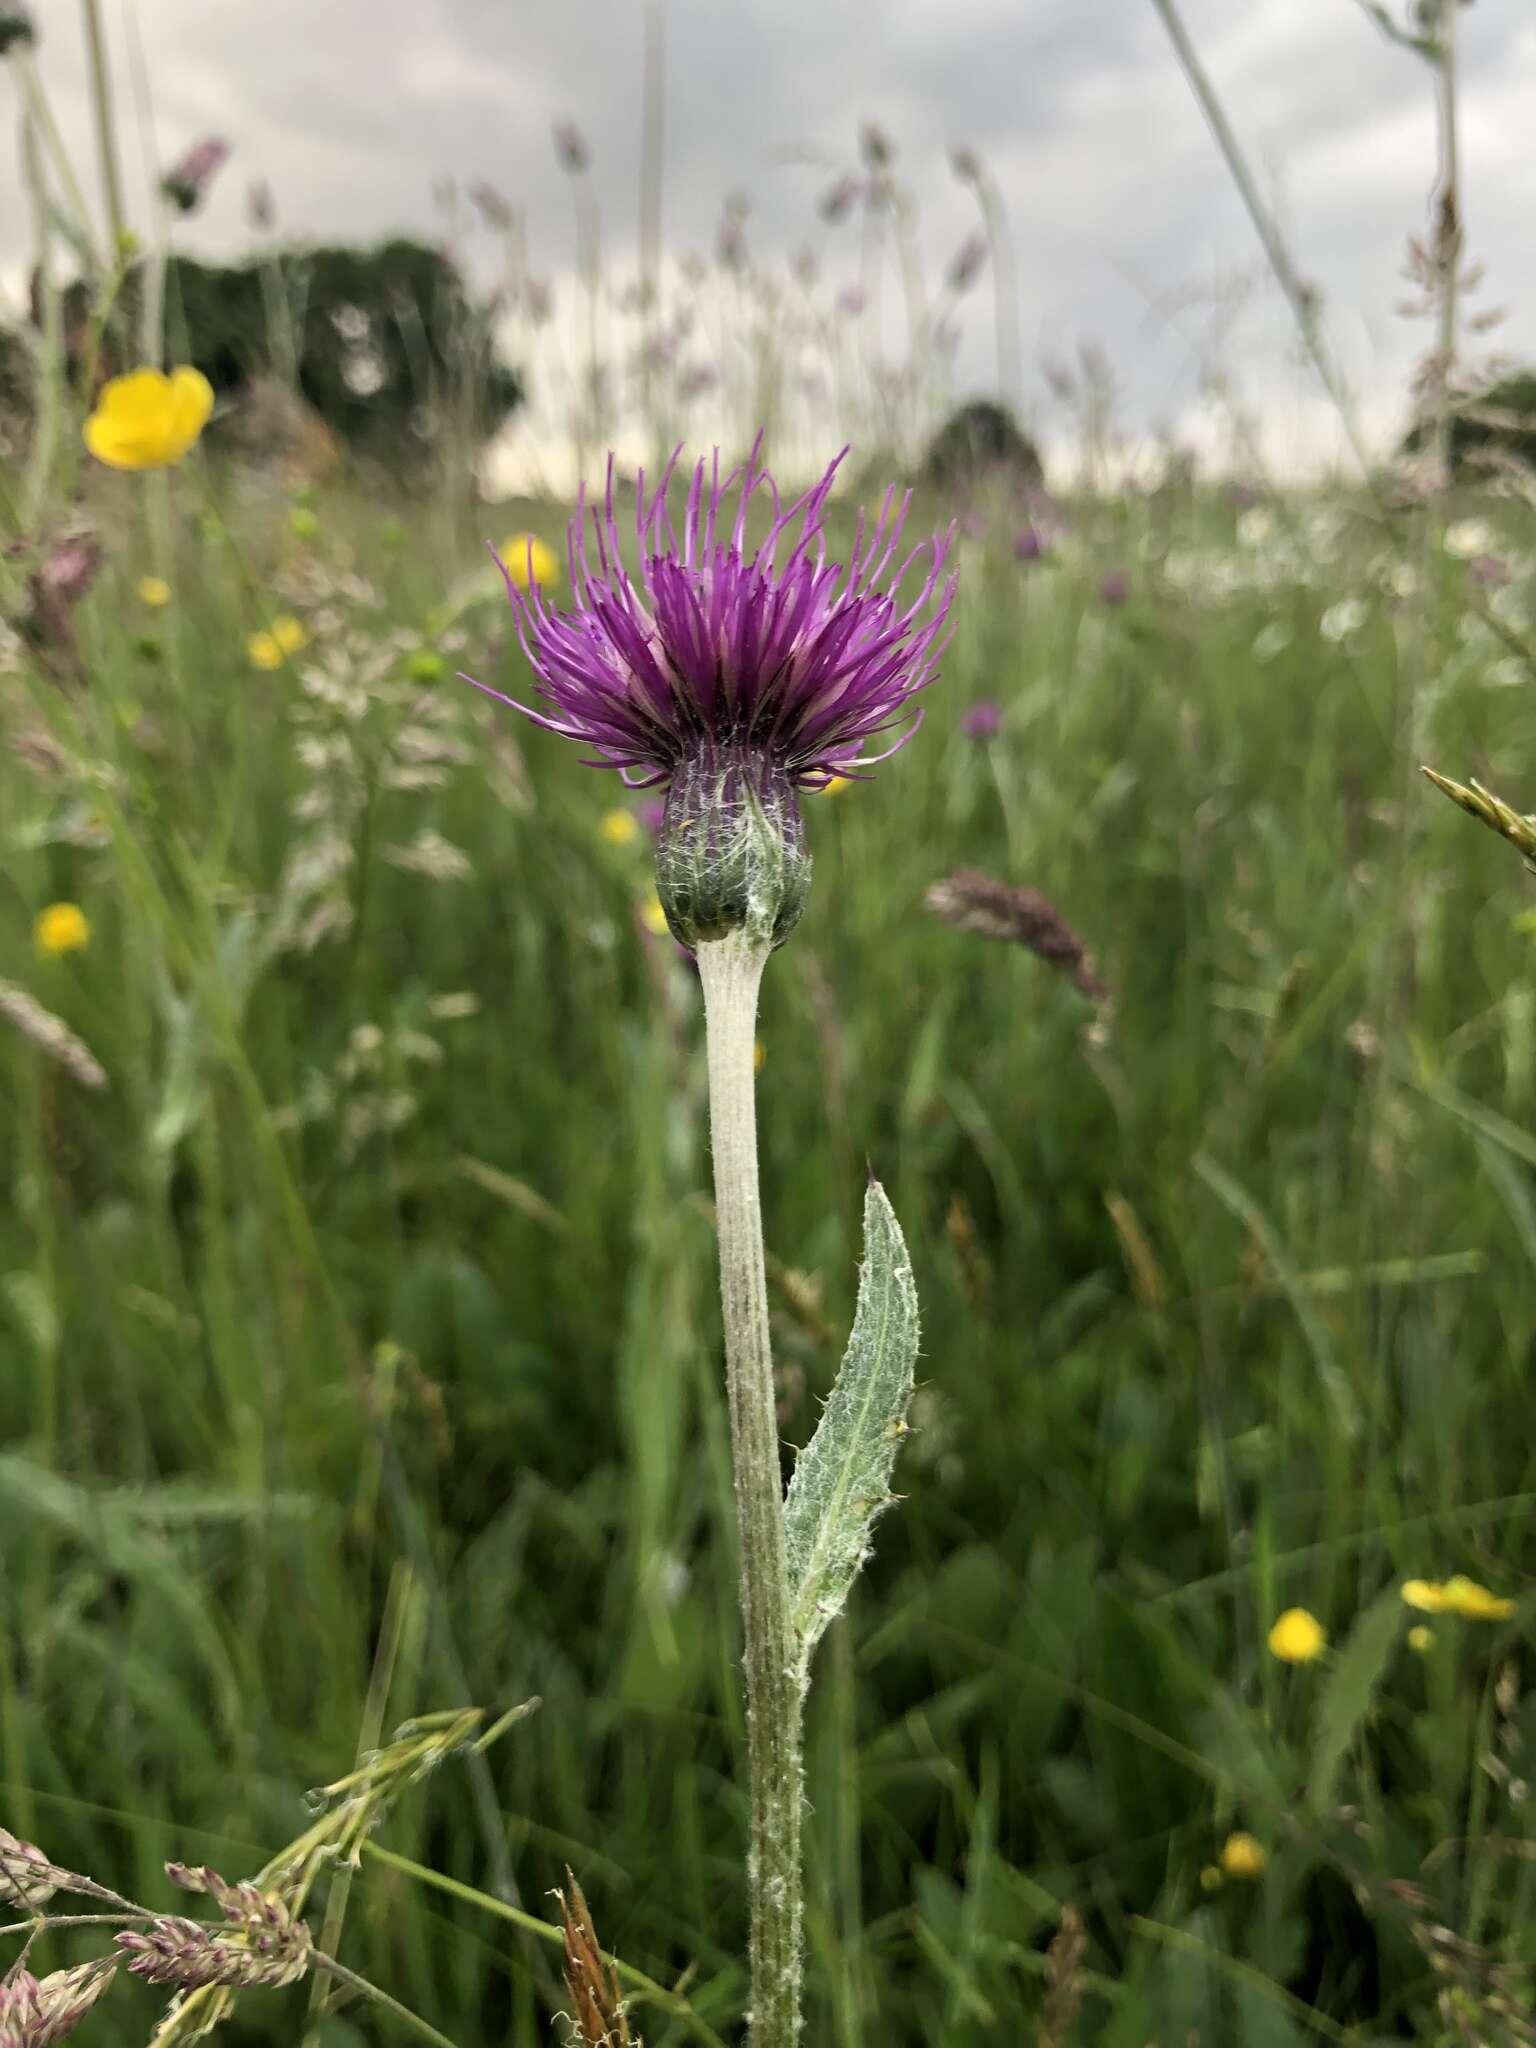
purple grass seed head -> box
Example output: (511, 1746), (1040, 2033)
(161, 137), (230, 215)
(0, 5), (36, 56)
(472, 434), (956, 951)
(818, 173), (863, 225)
(1099, 569), (1129, 606)
(961, 699), (1002, 741)
(552, 120), (590, 174)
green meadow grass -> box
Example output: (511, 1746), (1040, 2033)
(2, 465), (1535, 2044)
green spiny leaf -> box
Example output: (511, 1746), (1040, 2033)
(784, 1178), (919, 1674)
(1307, 1588), (1403, 1812)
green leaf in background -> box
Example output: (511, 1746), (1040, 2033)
(1307, 1588), (1404, 1813)
(784, 1178), (919, 1675)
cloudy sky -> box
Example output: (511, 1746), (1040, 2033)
(6, 0), (1534, 481)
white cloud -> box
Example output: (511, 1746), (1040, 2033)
(3, 0), (1531, 477)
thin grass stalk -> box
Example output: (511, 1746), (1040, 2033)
(18, 108), (62, 529)
(11, 49), (102, 271)
(639, 0), (665, 454)
(79, 0), (127, 251)
(975, 170), (1022, 416)
(1430, 0), (1462, 491)
(696, 931), (803, 2048)
(302, 1561), (415, 2044)
(1147, 0), (1373, 477)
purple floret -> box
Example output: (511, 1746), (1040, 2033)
(469, 435), (955, 791)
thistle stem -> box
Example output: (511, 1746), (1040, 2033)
(696, 930), (803, 2048)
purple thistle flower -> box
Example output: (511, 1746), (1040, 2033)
(471, 436), (954, 946)
(960, 699), (1001, 741)
(1098, 570), (1129, 606)
(473, 435), (954, 793)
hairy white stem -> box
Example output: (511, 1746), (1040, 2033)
(696, 930), (803, 2048)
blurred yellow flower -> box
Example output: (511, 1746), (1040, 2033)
(1268, 1607), (1327, 1663)
(83, 366), (213, 470)
(500, 532), (559, 590)
(601, 808), (639, 846)
(1199, 1865), (1223, 1892)
(247, 631), (283, 670)
(1220, 1832), (1266, 1880)
(1407, 1625), (1434, 1654)
(1401, 1579), (1445, 1613)
(1441, 1575), (1515, 1621)
(640, 893), (670, 937)
(1403, 1576), (1514, 1621)
(35, 902), (90, 956)
(136, 576), (172, 607)
(272, 614), (308, 655)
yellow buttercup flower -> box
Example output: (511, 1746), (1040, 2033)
(247, 631), (283, 671)
(1440, 1575), (1515, 1621)
(1403, 1576), (1514, 1622)
(83, 366), (213, 471)
(500, 532), (559, 590)
(1401, 1579), (1447, 1613)
(640, 892), (670, 937)
(1267, 1607), (1327, 1664)
(1407, 1626), (1434, 1654)
(35, 902), (90, 956)
(601, 808), (639, 846)
(137, 576), (172, 607)
(272, 614), (308, 656)
(1220, 1832), (1266, 1880)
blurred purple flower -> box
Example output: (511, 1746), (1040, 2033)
(1014, 525), (1047, 563)
(1099, 570), (1130, 606)
(472, 434), (956, 793)
(961, 699), (1002, 741)
(678, 362), (719, 401)
(1469, 553), (1509, 589)
(835, 284), (866, 318)
(39, 533), (102, 607)
(161, 137), (230, 216)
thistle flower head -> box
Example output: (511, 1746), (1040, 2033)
(472, 435), (954, 948)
